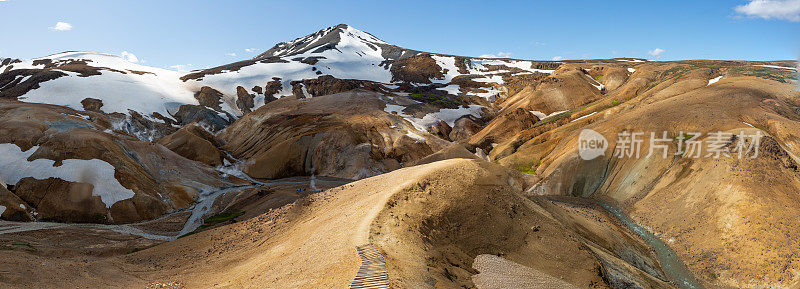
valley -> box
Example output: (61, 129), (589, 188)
(0, 23), (798, 289)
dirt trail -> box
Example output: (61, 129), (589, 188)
(117, 160), (457, 288)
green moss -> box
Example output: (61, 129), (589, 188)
(177, 211), (247, 238)
(199, 211), (246, 229)
(533, 112), (571, 128)
(409, 93), (460, 108)
(662, 66), (690, 79)
(516, 160), (540, 175)
(734, 66), (791, 83)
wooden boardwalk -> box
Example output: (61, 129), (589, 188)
(349, 244), (390, 289)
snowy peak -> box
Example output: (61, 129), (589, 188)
(255, 24), (414, 60)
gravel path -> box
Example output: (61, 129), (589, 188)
(471, 254), (579, 289)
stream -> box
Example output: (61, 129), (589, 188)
(599, 203), (704, 289)
(0, 178), (350, 241)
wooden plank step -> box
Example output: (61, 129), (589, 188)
(349, 243), (390, 289)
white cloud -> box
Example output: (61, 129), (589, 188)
(551, 56), (563, 61)
(735, 0), (800, 22)
(244, 48), (258, 53)
(479, 52), (513, 58)
(120, 51), (138, 63)
(50, 22), (73, 31)
(226, 52), (237, 57)
(169, 64), (193, 72)
(647, 48), (666, 56)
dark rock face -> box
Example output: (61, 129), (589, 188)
(194, 86), (224, 112)
(0, 69), (67, 98)
(0, 185), (34, 221)
(390, 54), (444, 84)
(179, 57), (288, 81)
(450, 116), (483, 142)
(81, 98), (104, 112)
(428, 121), (453, 141)
(264, 78), (283, 100)
(290, 75), (390, 99)
(236, 86), (255, 114)
(172, 104), (232, 131)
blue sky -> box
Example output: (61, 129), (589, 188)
(0, 0), (798, 70)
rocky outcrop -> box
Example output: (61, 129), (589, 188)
(157, 124), (227, 167)
(80, 97), (104, 112)
(194, 86), (224, 112)
(172, 104), (232, 131)
(0, 184), (34, 221)
(290, 75), (391, 98)
(219, 90), (449, 180)
(236, 86), (255, 114)
(449, 116), (483, 142)
(468, 107), (539, 152)
(427, 120), (452, 141)
(390, 54), (445, 84)
(0, 100), (237, 223)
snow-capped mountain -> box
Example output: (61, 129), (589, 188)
(0, 24), (560, 133)
(254, 24), (418, 60)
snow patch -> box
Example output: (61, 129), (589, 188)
(571, 112), (597, 122)
(0, 143), (135, 208)
(530, 111), (546, 119)
(16, 52), (198, 119)
(386, 103), (482, 134)
(708, 76), (723, 86)
(585, 73), (605, 90)
(753, 65), (798, 71)
(616, 59), (645, 63)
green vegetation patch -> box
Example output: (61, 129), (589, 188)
(200, 211), (246, 229)
(178, 211), (247, 239)
(733, 66), (794, 83)
(409, 93), (461, 108)
(533, 112), (571, 128)
(516, 160), (540, 175)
